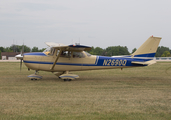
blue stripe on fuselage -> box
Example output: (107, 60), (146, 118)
(24, 56), (150, 67)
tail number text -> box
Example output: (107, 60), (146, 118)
(103, 59), (127, 66)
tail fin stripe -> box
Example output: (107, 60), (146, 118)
(134, 53), (156, 57)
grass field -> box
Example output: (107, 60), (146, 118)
(0, 62), (171, 120)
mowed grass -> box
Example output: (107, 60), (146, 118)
(0, 62), (171, 120)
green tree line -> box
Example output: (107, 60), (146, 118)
(88, 46), (171, 57)
(88, 46), (130, 56)
(0, 45), (45, 53)
(0, 45), (171, 59)
(0, 45), (46, 59)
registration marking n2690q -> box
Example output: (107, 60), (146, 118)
(103, 59), (127, 66)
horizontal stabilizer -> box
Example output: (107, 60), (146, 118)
(131, 60), (156, 66)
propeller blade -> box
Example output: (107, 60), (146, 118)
(20, 59), (22, 71)
(21, 43), (24, 56)
(16, 44), (24, 71)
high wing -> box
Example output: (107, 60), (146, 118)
(45, 42), (91, 51)
(45, 42), (66, 47)
(45, 42), (92, 70)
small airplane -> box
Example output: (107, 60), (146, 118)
(16, 36), (161, 81)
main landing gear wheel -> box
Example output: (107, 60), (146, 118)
(28, 70), (42, 80)
(59, 71), (79, 82)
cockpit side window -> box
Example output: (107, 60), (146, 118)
(60, 51), (71, 58)
(50, 48), (55, 55)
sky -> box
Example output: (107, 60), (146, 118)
(0, 0), (171, 52)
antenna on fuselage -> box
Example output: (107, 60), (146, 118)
(75, 38), (80, 45)
(72, 39), (73, 45)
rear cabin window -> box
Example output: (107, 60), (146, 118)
(84, 51), (91, 57)
(73, 52), (85, 58)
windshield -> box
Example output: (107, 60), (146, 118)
(43, 47), (50, 53)
(43, 47), (55, 55)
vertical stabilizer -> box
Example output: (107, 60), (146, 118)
(132, 36), (161, 57)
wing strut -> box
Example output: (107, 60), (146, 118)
(50, 49), (62, 70)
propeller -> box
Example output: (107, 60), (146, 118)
(20, 44), (24, 71)
(15, 44), (24, 71)
(20, 57), (23, 71)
